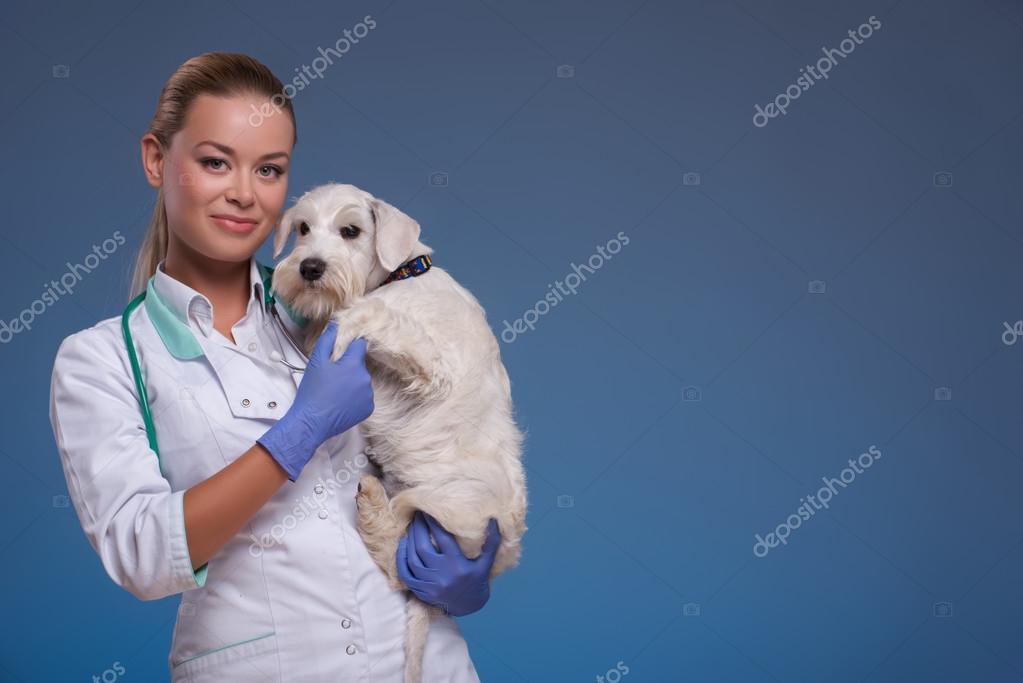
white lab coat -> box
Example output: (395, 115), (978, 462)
(48, 256), (480, 682)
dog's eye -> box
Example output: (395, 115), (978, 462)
(298, 222), (309, 236)
(340, 225), (361, 239)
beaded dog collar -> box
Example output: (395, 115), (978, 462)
(380, 254), (433, 286)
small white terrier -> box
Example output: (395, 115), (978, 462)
(270, 183), (528, 683)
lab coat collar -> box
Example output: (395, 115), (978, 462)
(144, 256), (268, 360)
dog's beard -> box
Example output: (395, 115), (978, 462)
(277, 260), (368, 319)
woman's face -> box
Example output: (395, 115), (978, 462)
(142, 91), (294, 264)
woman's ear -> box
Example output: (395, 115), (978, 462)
(274, 204), (296, 258)
(371, 197), (420, 272)
(140, 133), (165, 188)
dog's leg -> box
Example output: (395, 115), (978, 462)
(404, 597), (443, 683)
(355, 474), (405, 592)
(331, 299), (452, 398)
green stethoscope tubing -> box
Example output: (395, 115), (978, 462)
(120, 267), (280, 462)
(122, 292), (160, 456)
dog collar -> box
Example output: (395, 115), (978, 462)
(380, 254), (432, 286)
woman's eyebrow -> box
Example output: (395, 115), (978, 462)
(194, 140), (290, 161)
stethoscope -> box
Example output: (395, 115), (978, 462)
(266, 298), (310, 372)
(121, 254), (432, 460)
(120, 266), (308, 459)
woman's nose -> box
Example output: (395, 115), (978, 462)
(226, 172), (254, 205)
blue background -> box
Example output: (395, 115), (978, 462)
(3, 0), (1023, 680)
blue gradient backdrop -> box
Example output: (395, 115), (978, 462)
(3, 0), (1023, 681)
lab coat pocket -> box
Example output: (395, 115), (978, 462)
(169, 541), (280, 682)
(170, 631), (279, 682)
(150, 378), (229, 490)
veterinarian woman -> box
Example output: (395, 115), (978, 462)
(47, 52), (499, 682)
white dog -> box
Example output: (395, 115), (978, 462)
(270, 183), (528, 683)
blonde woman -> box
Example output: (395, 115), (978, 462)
(48, 52), (495, 682)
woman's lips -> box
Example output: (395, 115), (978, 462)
(210, 215), (258, 233)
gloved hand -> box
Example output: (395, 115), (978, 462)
(258, 320), (374, 482)
(396, 511), (501, 617)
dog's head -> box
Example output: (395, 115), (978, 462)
(271, 183), (424, 320)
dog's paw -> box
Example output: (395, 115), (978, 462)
(329, 303), (382, 362)
(330, 324), (361, 362)
(355, 474), (387, 512)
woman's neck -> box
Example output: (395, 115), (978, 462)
(163, 240), (251, 344)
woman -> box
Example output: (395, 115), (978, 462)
(48, 52), (498, 682)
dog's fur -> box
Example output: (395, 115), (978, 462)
(271, 183), (527, 683)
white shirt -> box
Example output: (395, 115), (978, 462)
(48, 256), (481, 682)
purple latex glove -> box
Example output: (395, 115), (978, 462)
(396, 511), (501, 617)
(258, 320), (374, 482)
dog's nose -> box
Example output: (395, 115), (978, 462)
(300, 257), (326, 282)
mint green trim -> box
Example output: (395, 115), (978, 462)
(280, 299), (311, 328)
(172, 631), (275, 668)
(144, 276), (204, 360)
(255, 262), (274, 308)
(256, 261), (310, 328)
(179, 492), (208, 589)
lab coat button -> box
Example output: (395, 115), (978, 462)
(346, 644), (357, 655)
(248, 342), (257, 352)
(318, 509), (328, 520)
(314, 484), (325, 494)
(241, 398), (251, 407)
(268, 401), (278, 409)
(341, 618), (352, 629)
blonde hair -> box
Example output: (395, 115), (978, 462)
(129, 51), (297, 298)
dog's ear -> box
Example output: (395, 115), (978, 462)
(273, 204), (297, 259)
(370, 197), (420, 272)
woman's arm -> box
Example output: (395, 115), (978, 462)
(184, 321), (374, 571)
(183, 443), (287, 570)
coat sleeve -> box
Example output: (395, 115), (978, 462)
(48, 324), (208, 601)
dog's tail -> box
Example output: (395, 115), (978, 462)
(404, 595), (443, 683)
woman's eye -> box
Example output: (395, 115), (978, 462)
(201, 157), (226, 170)
(258, 165), (283, 178)
(340, 225), (361, 239)
(298, 222), (310, 236)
